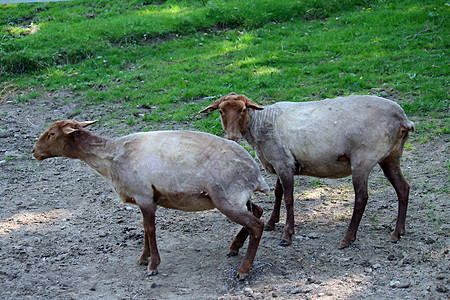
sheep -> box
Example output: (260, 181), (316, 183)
(200, 93), (414, 248)
(32, 119), (270, 279)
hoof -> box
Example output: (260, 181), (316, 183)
(264, 224), (275, 231)
(279, 239), (291, 247)
(338, 241), (349, 249)
(147, 269), (158, 276)
(338, 238), (354, 249)
(388, 234), (400, 243)
(138, 258), (149, 266)
(227, 251), (239, 257)
(237, 272), (249, 281)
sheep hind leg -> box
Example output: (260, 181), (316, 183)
(339, 170), (369, 249)
(229, 202), (263, 256)
(234, 212), (264, 280)
(139, 205), (161, 276)
(379, 158), (410, 243)
(278, 171), (295, 246)
(265, 177), (283, 231)
(214, 199), (264, 280)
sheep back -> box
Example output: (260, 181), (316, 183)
(108, 131), (267, 211)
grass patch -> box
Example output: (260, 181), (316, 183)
(0, 0), (448, 138)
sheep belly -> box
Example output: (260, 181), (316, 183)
(155, 192), (215, 211)
(296, 157), (352, 178)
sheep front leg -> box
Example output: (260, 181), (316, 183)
(265, 177), (283, 231)
(139, 205), (160, 276)
(138, 229), (150, 266)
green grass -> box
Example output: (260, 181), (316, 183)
(0, 0), (448, 138)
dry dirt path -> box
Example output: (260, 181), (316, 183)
(0, 92), (448, 299)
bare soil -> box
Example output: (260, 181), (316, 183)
(0, 91), (448, 299)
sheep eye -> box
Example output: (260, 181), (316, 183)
(242, 108), (247, 114)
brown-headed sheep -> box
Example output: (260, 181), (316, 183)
(201, 93), (414, 248)
(33, 120), (269, 279)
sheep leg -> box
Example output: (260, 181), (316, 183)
(229, 211), (264, 280)
(339, 170), (369, 249)
(139, 205), (160, 276)
(278, 171), (295, 247)
(237, 215), (264, 280)
(138, 227), (150, 265)
(213, 199), (264, 280)
(379, 158), (410, 242)
(229, 202), (263, 256)
(265, 177), (283, 231)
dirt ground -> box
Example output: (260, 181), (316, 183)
(0, 91), (448, 300)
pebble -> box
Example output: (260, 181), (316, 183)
(307, 276), (316, 284)
(243, 287), (253, 297)
(307, 232), (321, 239)
(389, 280), (411, 288)
(372, 263), (381, 269)
(436, 285), (448, 293)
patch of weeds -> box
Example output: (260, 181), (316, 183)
(12, 90), (40, 103)
(421, 253), (432, 262)
(337, 215), (346, 222)
(371, 214), (378, 222)
(310, 179), (322, 188)
(422, 200), (444, 226)
(4, 156), (15, 163)
(404, 142), (414, 151)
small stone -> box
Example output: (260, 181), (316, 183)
(307, 276), (316, 284)
(436, 285), (448, 293)
(389, 280), (411, 288)
(150, 283), (157, 289)
(425, 237), (436, 245)
(307, 232), (320, 239)
(243, 287), (253, 297)
(387, 254), (396, 261)
(372, 263), (381, 269)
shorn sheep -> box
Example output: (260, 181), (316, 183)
(201, 93), (414, 248)
(33, 120), (269, 279)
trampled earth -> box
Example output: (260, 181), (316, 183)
(0, 92), (448, 299)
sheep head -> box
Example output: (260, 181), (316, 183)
(33, 120), (97, 160)
(200, 93), (263, 143)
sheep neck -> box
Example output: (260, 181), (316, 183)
(73, 131), (114, 179)
(244, 107), (276, 145)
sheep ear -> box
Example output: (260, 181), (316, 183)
(79, 120), (98, 128)
(243, 97), (264, 111)
(62, 124), (78, 135)
(199, 100), (221, 114)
